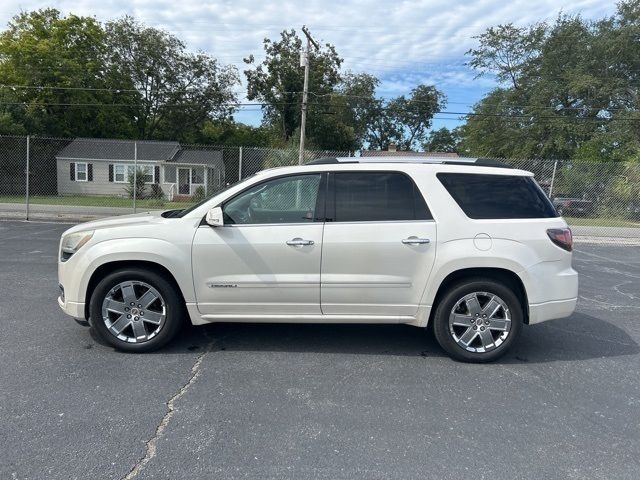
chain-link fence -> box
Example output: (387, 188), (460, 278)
(0, 135), (349, 222)
(504, 158), (640, 240)
(0, 134), (638, 242)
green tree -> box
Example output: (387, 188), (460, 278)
(336, 76), (446, 151)
(337, 73), (383, 149)
(423, 127), (462, 153)
(388, 85), (446, 150)
(0, 9), (129, 137)
(466, 23), (545, 89)
(105, 16), (239, 141)
(244, 29), (343, 145)
(462, 2), (640, 162)
(0, 110), (26, 135)
(198, 120), (277, 147)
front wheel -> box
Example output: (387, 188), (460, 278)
(432, 278), (523, 363)
(89, 268), (184, 352)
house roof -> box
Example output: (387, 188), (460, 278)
(361, 150), (459, 157)
(56, 138), (180, 161)
(172, 150), (225, 171)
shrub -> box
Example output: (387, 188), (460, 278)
(149, 183), (165, 200)
(604, 163), (640, 219)
(192, 185), (206, 202)
(124, 167), (148, 199)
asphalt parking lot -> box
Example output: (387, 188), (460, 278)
(1, 220), (639, 480)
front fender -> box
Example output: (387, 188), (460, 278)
(63, 237), (195, 305)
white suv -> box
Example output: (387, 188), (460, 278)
(58, 157), (578, 362)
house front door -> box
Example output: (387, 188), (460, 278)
(178, 168), (191, 195)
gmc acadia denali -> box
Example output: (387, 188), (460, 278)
(58, 157), (578, 362)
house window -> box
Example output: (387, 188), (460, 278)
(76, 162), (88, 182)
(114, 164), (155, 183)
(114, 164), (126, 183)
(141, 165), (154, 183)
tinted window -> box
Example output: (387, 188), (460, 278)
(437, 173), (558, 219)
(332, 172), (432, 222)
(224, 174), (322, 224)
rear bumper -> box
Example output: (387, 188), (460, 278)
(528, 297), (577, 325)
(520, 260), (578, 325)
(58, 295), (85, 319)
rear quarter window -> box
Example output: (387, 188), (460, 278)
(437, 173), (558, 219)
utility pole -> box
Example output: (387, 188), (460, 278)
(298, 25), (319, 165)
(133, 141), (137, 213)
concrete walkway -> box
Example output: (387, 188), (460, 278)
(0, 202), (159, 221)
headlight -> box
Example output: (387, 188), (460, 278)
(60, 231), (94, 261)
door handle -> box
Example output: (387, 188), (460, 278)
(286, 238), (314, 247)
(402, 236), (430, 245)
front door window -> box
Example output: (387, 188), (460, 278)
(223, 174), (322, 224)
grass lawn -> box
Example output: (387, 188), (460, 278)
(565, 216), (640, 228)
(0, 195), (194, 210)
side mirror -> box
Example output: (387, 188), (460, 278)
(206, 206), (224, 227)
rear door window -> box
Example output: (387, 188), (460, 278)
(437, 173), (558, 219)
(331, 172), (432, 222)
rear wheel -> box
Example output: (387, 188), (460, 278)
(89, 268), (183, 352)
(432, 278), (523, 362)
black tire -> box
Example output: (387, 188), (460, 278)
(432, 277), (523, 363)
(89, 268), (184, 352)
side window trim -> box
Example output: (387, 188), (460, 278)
(219, 172), (327, 226)
(328, 170), (433, 223)
(313, 172), (328, 222)
(326, 172), (335, 222)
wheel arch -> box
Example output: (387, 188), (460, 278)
(428, 267), (529, 326)
(84, 260), (188, 320)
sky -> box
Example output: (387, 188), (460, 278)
(0, 0), (618, 131)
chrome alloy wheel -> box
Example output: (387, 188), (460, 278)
(448, 291), (511, 353)
(101, 281), (166, 343)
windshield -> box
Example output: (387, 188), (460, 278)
(173, 174), (257, 218)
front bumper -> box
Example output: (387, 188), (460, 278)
(58, 295), (85, 319)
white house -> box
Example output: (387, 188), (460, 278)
(56, 138), (225, 200)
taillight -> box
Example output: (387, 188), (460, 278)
(547, 228), (573, 252)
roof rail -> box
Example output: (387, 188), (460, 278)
(306, 157), (349, 165)
(444, 158), (512, 169)
(305, 156), (512, 168)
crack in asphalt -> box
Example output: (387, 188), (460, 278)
(121, 339), (217, 480)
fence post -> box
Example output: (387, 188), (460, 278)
(25, 135), (30, 220)
(133, 141), (137, 213)
(238, 146), (243, 181)
(548, 159), (558, 198)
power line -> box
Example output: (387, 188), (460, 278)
(2, 99), (638, 123)
(4, 84), (638, 114)
(310, 92), (638, 114)
(0, 84), (139, 93)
